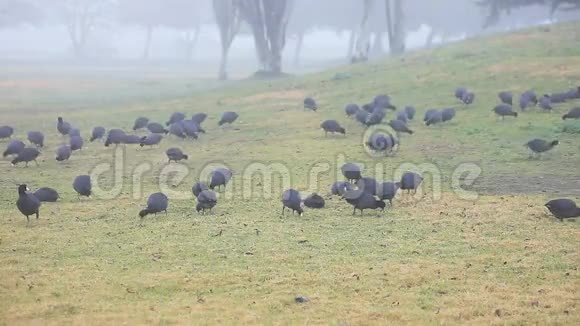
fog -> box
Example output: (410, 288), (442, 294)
(0, 0), (578, 77)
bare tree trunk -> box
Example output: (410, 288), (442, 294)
(347, 28), (356, 59)
(384, 0), (405, 55)
(213, 0), (241, 80)
(353, 0), (373, 63)
(142, 25), (154, 60)
(371, 31), (384, 57)
(293, 31), (304, 66)
(184, 26), (201, 61)
(425, 28), (436, 48)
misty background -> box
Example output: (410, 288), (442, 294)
(0, 0), (579, 79)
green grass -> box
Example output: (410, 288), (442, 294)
(1, 23), (580, 324)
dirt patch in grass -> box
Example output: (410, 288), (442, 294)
(470, 174), (580, 196)
(486, 60), (580, 78)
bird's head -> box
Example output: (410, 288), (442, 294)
(338, 127), (346, 135)
(377, 200), (386, 211)
(550, 140), (559, 147)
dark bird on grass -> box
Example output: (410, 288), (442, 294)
(209, 168), (232, 191)
(16, 184), (41, 224)
(362, 103), (375, 113)
(404, 106), (416, 120)
(68, 128), (81, 137)
(3, 139), (25, 157)
(192, 181), (209, 198)
(562, 107), (580, 120)
(355, 109), (370, 125)
(105, 129), (126, 147)
(166, 148), (188, 163)
(525, 139), (558, 158)
(70, 135), (84, 151)
(425, 110), (443, 126)
(73, 175), (92, 198)
(341, 163), (362, 183)
(27, 131), (44, 148)
(455, 87), (467, 100)
(493, 105), (518, 119)
(169, 122), (187, 139)
(424, 109), (437, 122)
(0, 125), (14, 139)
(389, 120), (414, 134)
(11, 147), (40, 166)
(139, 134), (162, 147)
(366, 108), (386, 126)
(218, 111), (239, 126)
(179, 120), (202, 139)
(519, 90), (538, 111)
(133, 117), (149, 131)
(304, 193), (325, 209)
(33, 187), (60, 202)
(366, 132), (397, 154)
(121, 134), (141, 145)
(549, 92), (568, 103)
(539, 95), (553, 111)
(282, 189), (303, 216)
(192, 113), (207, 125)
(147, 122), (169, 134)
(373, 94), (396, 110)
(441, 108), (456, 122)
(400, 172), (423, 194)
(331, 181), (353, 196)
(139, 192), (168, 218)
(90, 126), (106, 142)
(196, 190), (217, 214)
(166, 112), (185, 126)
(545, 199), (580, 221)
(498, 91), (513, 105)
(55, 145), (71, 162)
(304, 97), (318, 111)
(345, 104), (360, 117)
(565, 86), (580, 99)
(57, 117), (71, 136)
(461, 92), (475, 105)
(321, 120), (345, 136)
(357, 177), (378, 196)
(343, 189), (385, 215)
(396, 111), (408, 123)
(377, 182), (400, 206)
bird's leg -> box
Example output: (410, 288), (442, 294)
(36, 211), (39, 219)
(282, 206), (285, 215)
(165, 210), (167, 215)
(352, 207), (356, 216)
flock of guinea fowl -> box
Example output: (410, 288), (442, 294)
(4, 85), (580, 225)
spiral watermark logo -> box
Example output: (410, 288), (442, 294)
(362, 124), (398, 157)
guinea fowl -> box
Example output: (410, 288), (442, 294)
(343, 189), (385, 216)
(166, 148), (188, 163)
(196, 190), (218, 214)
(3, 139), (25, 157)
(139, 134), (163, 147)
(455, 87), (467, 100)
(304, 97), (318, 111)
(355, 109), (370, 125)
(461, 92), (475, 105)
(493, 105), (518, 119)
(321, 120), (345, 136)
(121, 135), (141, 145)
(525, 139), (558, 158)
(209, 168), (232, 190)
(27, 131), (44, 147)
(519, 90), (538, 111)
(345, 104), (360, 117)
(498, 91), (513, 105)
(70, 135), (84, 151)
(282, 189), (303, 216)
(400, 172), (423, 194)
(55, 145), (71, 162)
(104, 129), (126, 147)
(356, 177), (378, 196)
(562, 107), (580, 120)
(377, 182), (400, 206)
(373, 94), (396, 110)
(169, 122), (187, 139)
(396, 110), (408, 123)
(545, 199), (580, 221)
(441, 108), (456, 122)
(11, 147), (40, 166)
(166, 112), (186, 126)
(139, 193), (168, 218)
(90, 126), (106, 142)
(33, 187), (60, 202)
(341, 163), (362, 183)
(425, 110), (443, 126)
(57, 117), (71, 136)
(73, 175), (92, 198)
(389, 120), (413, 135)
(133, 117), (149, 131)
(147, 122), (168, 134)
(304, 193), (325, 209)
(539, 95), (553, 111)
(192, 181), (209, 198)
(0, 125), (14, 139)
(192, 113), (207, 125)
(424, 109), (437, 122)
(16, 184), (41, 224)
(218, 111), (239, 126)
(404, 106), (416, 120)
(331, 181), (353, 196)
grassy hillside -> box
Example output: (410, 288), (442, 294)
(0, 23), (579, 324)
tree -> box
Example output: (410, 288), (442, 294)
(237, 0), (294, 76)
(54, 0), (115, 59)
(384, 0), (405, 54)
(352, 0), (373, 63)
(213, 0), (241, 80)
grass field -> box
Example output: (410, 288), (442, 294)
(1, 23), (579, 325)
